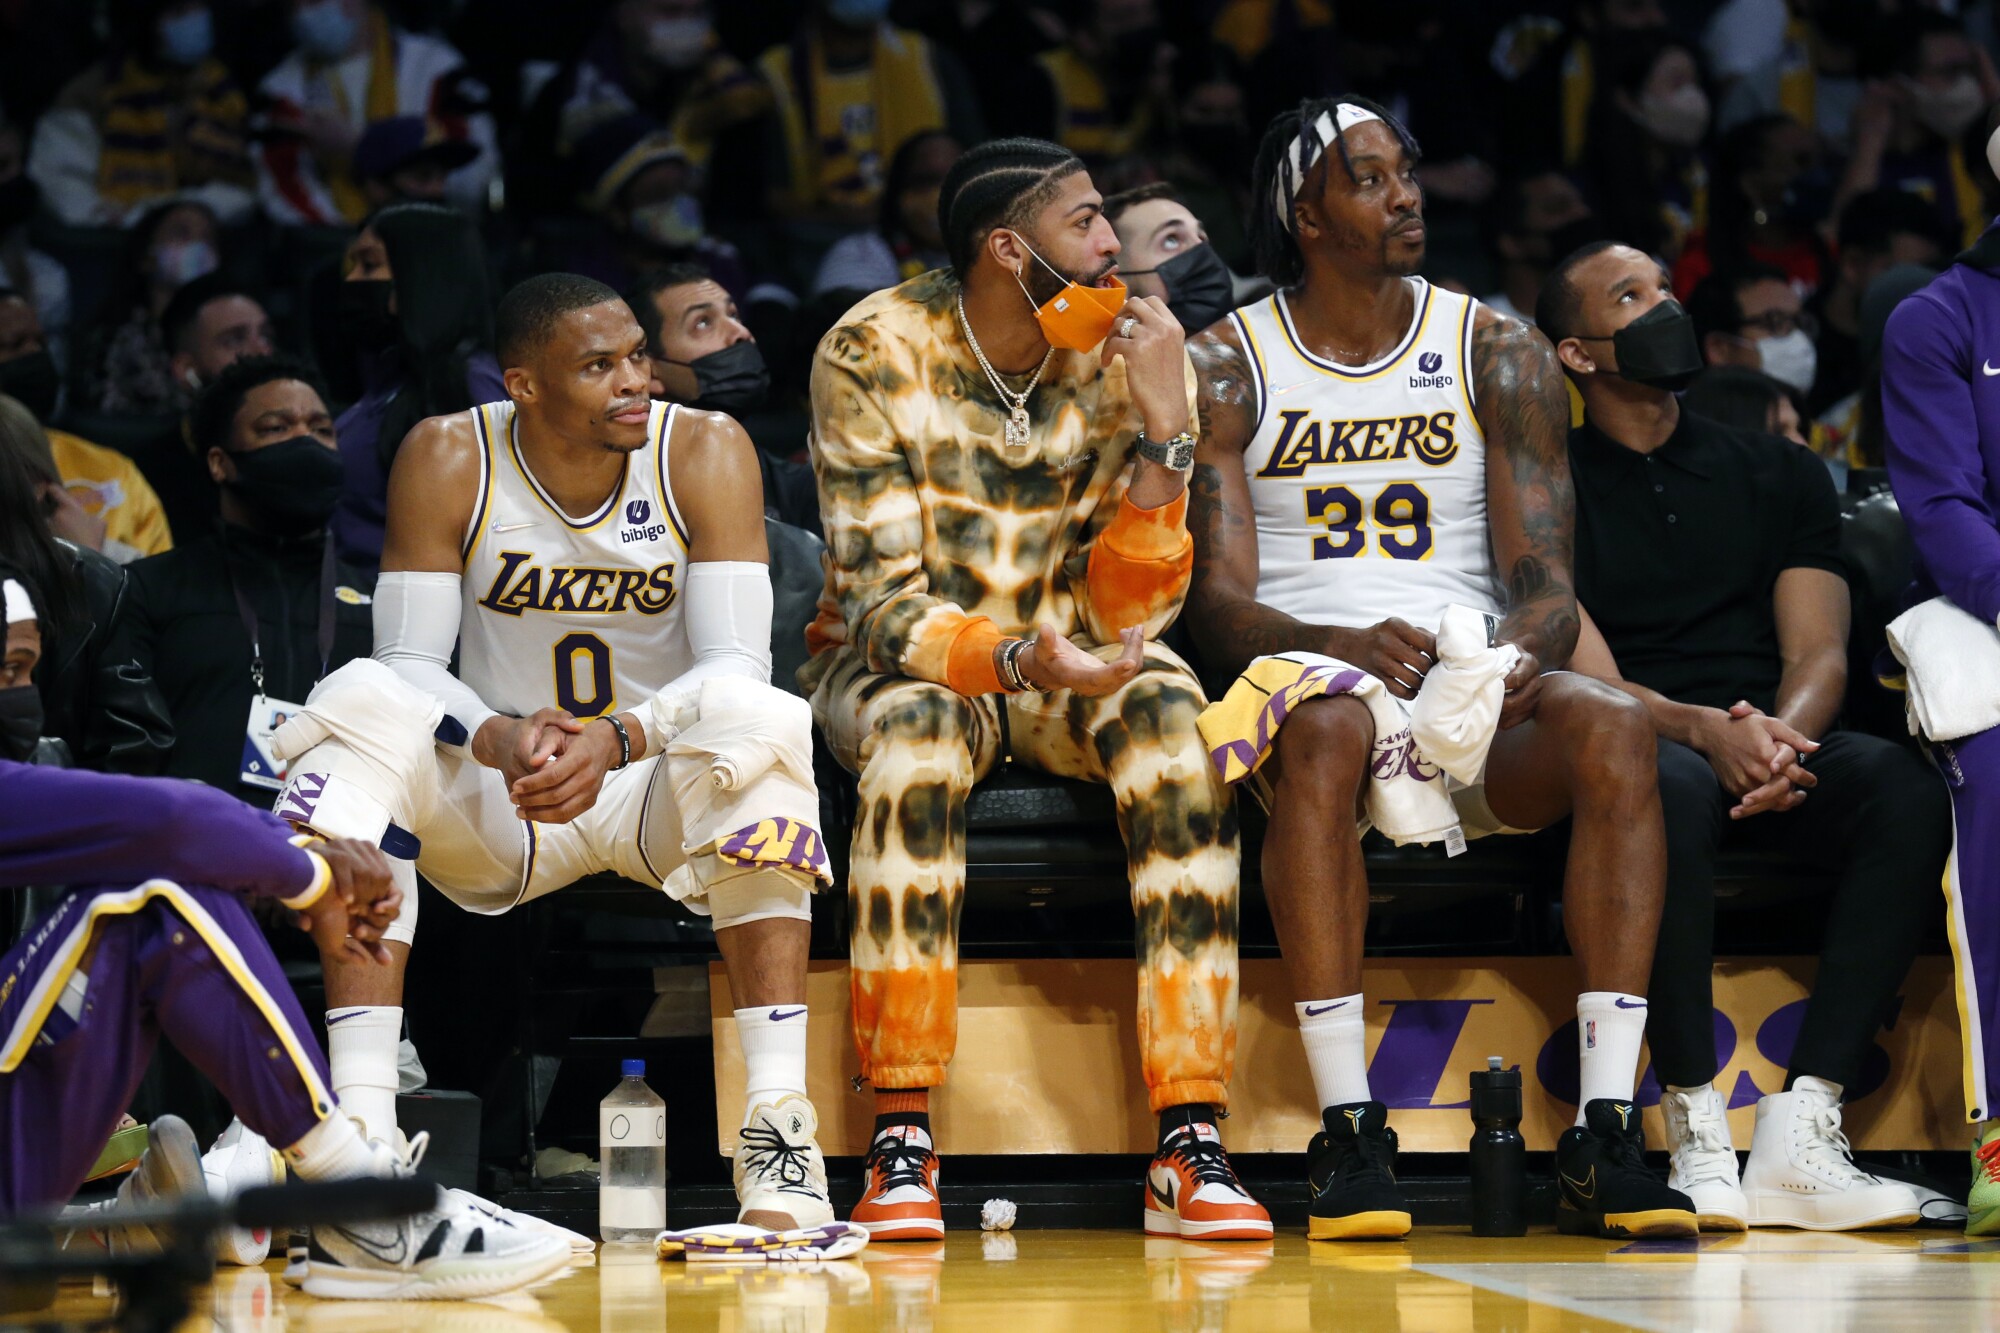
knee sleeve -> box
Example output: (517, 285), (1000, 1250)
(703, 862), (816, 931)
(379, 867), (419, 947)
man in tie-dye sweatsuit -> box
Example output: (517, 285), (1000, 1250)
(804, 138), (1269, 1241)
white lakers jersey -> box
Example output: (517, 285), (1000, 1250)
(1232, 279), (1504, 634)
(458, 399), (694, 719)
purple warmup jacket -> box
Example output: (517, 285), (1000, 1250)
(1882, 220), (2000, 621)
(0, 761), (319, 899)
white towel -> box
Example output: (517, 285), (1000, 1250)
(1885, 596), (2000, 741)
(662, 677), (831, 907)
(1197, 652), (1461, 847)
(1410, 604), (1521, 785)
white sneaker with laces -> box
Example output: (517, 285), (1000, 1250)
(1660, 1084), (1748, 1231)
(303, 1132), (572, 1300)
(444, 1188), (595, 1257)
(203, 1120), (286, 1266)
(734, 1095), (835, 1229)
(1741, 1076), (1922, 1230)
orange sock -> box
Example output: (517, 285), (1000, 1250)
(876, 1088), (930, 1116)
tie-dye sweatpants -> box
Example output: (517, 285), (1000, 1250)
(812, 641), (1241, 1114)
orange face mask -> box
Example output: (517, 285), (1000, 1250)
(1011, 235), (1127, 352)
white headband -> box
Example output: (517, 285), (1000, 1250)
(1274, 104), (1384, 232)
(3, 579), (31, 626)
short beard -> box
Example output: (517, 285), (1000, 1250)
(1382, 239), (1424, 276)
(1019, 244), (1116, 306)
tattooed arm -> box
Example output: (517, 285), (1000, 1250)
(1185, 323), (1437, 692)
(1472, 306), (1580, 725)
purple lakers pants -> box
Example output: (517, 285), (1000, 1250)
(0, 881), (334, 1213)
(1932, 725), (2000, 1123)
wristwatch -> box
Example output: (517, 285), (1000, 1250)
(1136, 429), (1196, 472)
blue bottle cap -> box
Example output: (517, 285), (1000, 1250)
(621, 1059), (646, 1077)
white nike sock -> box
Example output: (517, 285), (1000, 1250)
(326, 1005), (402, 1144)
(736, 1004), (809, 1118)
(283, 1111), (399, 1180)
(1576, 991), (1648, 1125)
(1296, 995), (1370, 1111)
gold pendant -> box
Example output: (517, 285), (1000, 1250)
(1005, 406), (1030, 448)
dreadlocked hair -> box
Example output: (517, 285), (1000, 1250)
(938, 137), (1084, 279)
(1250, 94), (1423, 289)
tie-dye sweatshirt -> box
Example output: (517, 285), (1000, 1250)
(802, 269), (1195, 698)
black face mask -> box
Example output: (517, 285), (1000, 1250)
(1124, 244), (1236, 335)
(1581, 299), (1704, 392)
(224, 435), (346, 529)
(336, 279), (398, 354)
(0, 350), (59, 421)
(0, 176), (36, 231)
(662, 341), (771, 415)
(0, 684), (41, 763)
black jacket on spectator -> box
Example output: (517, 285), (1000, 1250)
(39, 541), (174, 775)
(126, 524), (374, 806)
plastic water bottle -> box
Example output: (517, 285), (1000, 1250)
(599, 1059), (666, 1243)
(1469, 1055), (1527, 1236)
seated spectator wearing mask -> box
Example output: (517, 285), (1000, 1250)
(85, 199), (225, 416)
(126, 356), (371, 806)
(812, 130), (959, 299)
(564, 116), (750, 297)
(1541, 240), (1943, 1233)
(630, 262), (817, 530)
(330, 202), (500, 572)
(1102, 183), (1241, 336)
(0, 116), (71, 378)
(534, 0), (770, 214)
(757, 0), (981, 228)
(1809, 189), (1950, 418)
(0, 397), (172, 772)
(253, 0), (495, 226)
(1836, 12), (2000, 248)
(0, 293), (173, 563)
(352, 114), (478, 211)
(1581, 30), (1715, 264)
(26, 0), (255, 227)
(1479, 168), (1599, 326)
(1006, 0), (1167, 167)
(1688, 262), (1819, 401)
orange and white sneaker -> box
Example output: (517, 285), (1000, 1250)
(850, 1123), (944, 1241)
(1144, 1123), (1274, 1240)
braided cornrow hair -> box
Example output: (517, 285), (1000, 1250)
(1251, 95), (1423, 289)
(938, 137), (1085, 279)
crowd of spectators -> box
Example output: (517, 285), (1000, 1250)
(0, 0), (1989, 824)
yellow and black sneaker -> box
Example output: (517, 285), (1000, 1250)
(1556, 1099), (1698, 1239)
(1306, 1102), (1412, 1241)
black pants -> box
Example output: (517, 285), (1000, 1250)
(1645, 730), (1950, 1090)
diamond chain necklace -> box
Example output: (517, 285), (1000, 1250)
(957, 290), (1054, 448)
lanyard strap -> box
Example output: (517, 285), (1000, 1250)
(230, 541), (338, 697)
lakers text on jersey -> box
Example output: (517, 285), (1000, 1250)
(458, 399), (696, 720)
(1233, 279), (1505, 634)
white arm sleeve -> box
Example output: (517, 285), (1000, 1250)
(373, 570), (497, 758)
(641, 562), (775, 742)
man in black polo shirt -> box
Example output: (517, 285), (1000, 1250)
(1536, 241), (1948, 1232)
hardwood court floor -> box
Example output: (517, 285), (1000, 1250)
(66, 1226), (2000, 1331)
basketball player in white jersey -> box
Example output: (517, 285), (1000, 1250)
(1184, 98), (1691, 1242)
(277, 273), (843, 1250)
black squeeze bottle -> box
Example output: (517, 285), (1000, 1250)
(1469, 1055), (1527, 1236)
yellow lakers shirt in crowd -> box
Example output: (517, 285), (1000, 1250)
(801, 268), (1195, 700)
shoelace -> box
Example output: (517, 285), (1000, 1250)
(1165, 1132), (1247, 1194)
(1329, 1126), (1397, 1187)
(399, 1130), (432, 1174)
(740, 1122), (819, 1196)
(1794, 1104), (1872, 1184)
(1671, 1097), (1737, 1186)
(866, 1134), (937, 1195)
(1977, 1138), (2000, 1184)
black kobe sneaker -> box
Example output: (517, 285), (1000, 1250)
(1556, 1099), (1698, 1238)
(1306, 1101), (1413, 1240)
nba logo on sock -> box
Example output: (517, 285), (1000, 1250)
(1585, 1019), (1597, 1050)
